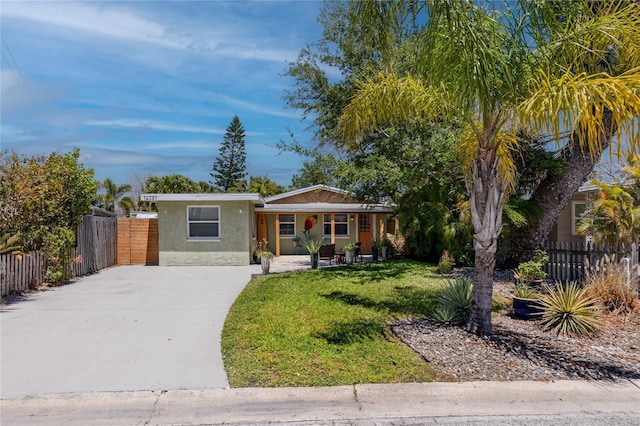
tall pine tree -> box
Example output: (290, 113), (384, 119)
(211, 115), (247, 191)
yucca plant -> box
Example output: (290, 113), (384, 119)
(431, 277), (472, 325)
(538, 282), (602, 337)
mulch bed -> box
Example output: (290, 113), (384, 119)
(391, 268), (640, 382)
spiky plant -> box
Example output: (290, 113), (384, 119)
(0, 232), (22, 255)
(538, 282), (602, 337)
(431, 277), (472, 325)
(303, 239), (322, 254)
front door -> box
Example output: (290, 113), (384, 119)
(358, 214), (372, 254)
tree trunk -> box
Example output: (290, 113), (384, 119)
(466, 147), (506, 337)
(496, 110), (616, 268)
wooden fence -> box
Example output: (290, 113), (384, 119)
(0, 251), (45, 296)
(117, 218), (159, 265)
(0, 215), (117, 297)
(543, 241), (638, 285)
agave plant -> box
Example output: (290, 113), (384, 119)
(538, 282), (601, 337)
(0, 232), (22, 255)
(431, 277), (472, 325)
(303, 239), (322, 254)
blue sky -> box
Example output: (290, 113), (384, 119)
(1, 0), (327, 188)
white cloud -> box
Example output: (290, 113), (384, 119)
(208, 93), (300, 119)
(85, 119), (224, 135)
(2, 2), (187, 49)
(2, 1), (304, 65)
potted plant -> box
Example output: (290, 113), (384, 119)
(257, 250), (274, 274)
(512, 281), (543, 319)
(371, 238), (382, 262)
(343, 243), (356, 265)
(303, 239), (322, 269)
(514, 249), (548, 287)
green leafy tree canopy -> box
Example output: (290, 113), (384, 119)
(0, 149), (97, 250)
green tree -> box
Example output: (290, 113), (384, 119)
(577, 154), (640, 246)
(284, 2), (472, 261)
(140, 174), (208, 211)
(0, 149), (97, 251)
(247, 176), (286, 197)
(99, 178), (134, 215)
(211, 115), (247, 191)
(577, 183), (640, 246)
(340, 0), (640, 336)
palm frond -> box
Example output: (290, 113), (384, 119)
(520, 66), (640, 159)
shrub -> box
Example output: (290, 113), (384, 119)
(513, 282), (537, 299)
(436, 251), (455, 274)
(584, 263), (639, 314)
(514, 249), (548, 282)
(538, 282), (601, 337)
(431, 277), (472, 325)
(43, 227), (75, 285)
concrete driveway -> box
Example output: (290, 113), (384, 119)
(0, 265), (255, 397)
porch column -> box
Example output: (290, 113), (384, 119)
(331, 214), (335, 244)
(373, 214), (378, 240)
(275, 215), (280, 256)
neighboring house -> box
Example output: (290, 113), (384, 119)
(547, 183), (601, 244)
(141, 185), (394, 266)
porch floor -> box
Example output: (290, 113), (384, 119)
(260, 254), (374, 274)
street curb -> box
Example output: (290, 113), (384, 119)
(2, 380), (639, 425)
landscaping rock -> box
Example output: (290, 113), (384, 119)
(392, 268), (640, 382)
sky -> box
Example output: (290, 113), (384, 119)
(1, 0), (327, 188)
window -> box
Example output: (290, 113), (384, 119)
(279, 214), (295, 236)
(572, 201), (586, 236)
(323, 214), (349, 237)
(188, 206), (220, 240)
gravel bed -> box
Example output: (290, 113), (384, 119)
(391, 268), (640, 382)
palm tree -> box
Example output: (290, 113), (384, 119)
(339, 0), (640, 336)
(100, 178), (134, 215)
(577, 183), (640, 246)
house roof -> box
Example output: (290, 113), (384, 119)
(264, 184), (353, 203)
(256, 202), (394, 214)
(140, 193), (265, 205)
(140, 185), (394, 213)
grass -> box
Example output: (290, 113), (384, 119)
(221, 259), (446, 387)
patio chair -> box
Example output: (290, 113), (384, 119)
(292, 236), (304, 254)
(318, 243), (336, 265)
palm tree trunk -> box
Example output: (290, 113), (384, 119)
(496, 109), (616, 268)
(466, 148), (506, 336)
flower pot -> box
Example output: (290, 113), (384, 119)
(345, 251), (354, 265)
(372, 247), (379, 262)
(310, 253), (319, 269)
(381, 246), (388, 260)
(261, 257), (271, 274)
(512, 296), (543, 320)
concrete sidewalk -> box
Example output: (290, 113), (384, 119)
(2, 380), (639, 425)
(0, 265), (254, 397)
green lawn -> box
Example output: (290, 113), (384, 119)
(221, 259), (449, 387)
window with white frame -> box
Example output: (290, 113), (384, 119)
(572, 201), (586, 236)
(279, 214), (295, 236)
(323, 214), (349, 237)
(187, 206), (220, 240)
